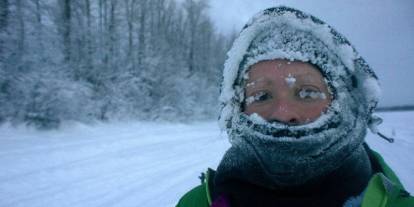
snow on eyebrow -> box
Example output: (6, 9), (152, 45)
(292, 74), (326, 86)
(245, 77), (266, 88)
(285, 73), (296, 88)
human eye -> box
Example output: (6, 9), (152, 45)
(245, 91), (272, 105)
(297, 86), (327, 100)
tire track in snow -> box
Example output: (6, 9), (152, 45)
(0, 127), (216, 182)
(1, 132), (225, 207)
(0, 126), (208, 158)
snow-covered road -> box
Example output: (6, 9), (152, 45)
(0, 111), (413, 207)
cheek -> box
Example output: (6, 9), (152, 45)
(298, 100), (331, 120)
(244, 104), (265, 114)
(244, 103), (273, 118)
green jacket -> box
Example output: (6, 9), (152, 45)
(176, 149), (414, 207)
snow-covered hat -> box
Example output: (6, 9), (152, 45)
(218, 6), (381, 132)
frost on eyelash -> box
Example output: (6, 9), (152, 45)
(285, 73), (296, 88)
(299, 89), (327, 100)
(246, 82), (255, 88)
(245, 96), (256, 106)
(245, 91), (266, 105)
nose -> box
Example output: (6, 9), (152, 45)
(268, 101), (301, 125)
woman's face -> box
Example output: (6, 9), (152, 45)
(243, 59), (332, 125)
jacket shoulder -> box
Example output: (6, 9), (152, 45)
(176, 169), (215, 207)
(362, 147), (414, 207)
(362, 173), (414, 207)
(176, 183), (210, 207)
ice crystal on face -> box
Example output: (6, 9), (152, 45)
(277, 63), (283, 68)
(248, 112), (268, 124)
(285, 73), (296, 88)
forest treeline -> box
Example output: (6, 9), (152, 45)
(0, 0), (235, 128)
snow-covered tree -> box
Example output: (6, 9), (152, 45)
(0, 0), (233, 128)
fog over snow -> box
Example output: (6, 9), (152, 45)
(207, 0), (414, 107)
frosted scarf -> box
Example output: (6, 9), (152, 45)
(215, 105), (368, 187)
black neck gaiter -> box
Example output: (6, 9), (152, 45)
(214, 145), (372, 207)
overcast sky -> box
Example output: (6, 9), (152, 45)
(206, 0), (414, 107)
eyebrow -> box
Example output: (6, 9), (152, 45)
(292, 74), (324, 84)
(246, 77), (270, 87)
(246, 74), (326, 88)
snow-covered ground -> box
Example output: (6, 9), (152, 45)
(0, 111), (413, 207)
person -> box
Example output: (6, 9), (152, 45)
(176, 6), (414, 207)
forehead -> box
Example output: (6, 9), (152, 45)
(247, 59), (325, 82)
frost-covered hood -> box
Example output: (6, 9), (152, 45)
(219, 6), (381, 131)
